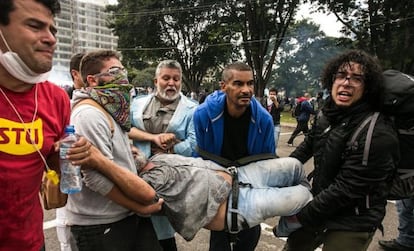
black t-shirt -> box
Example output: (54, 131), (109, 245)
(221, 105), (251, 161)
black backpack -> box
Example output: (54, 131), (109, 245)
(347, 70), (414, 200)
(292, 102), (302, 117)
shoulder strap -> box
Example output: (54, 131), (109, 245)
(234, 153), (277, 166)
(195, 146), (233, 167)
(195, 146), (277, 167)
(348, 112), (380, 166)
(72, 99), (114, 136)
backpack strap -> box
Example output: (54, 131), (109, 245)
(234, 153), (277, 166)
(348, 112), (380, 166)
(195, 146), (277, 167)
(195, 146), (233, 167)
(195, 146), (275, 243)
(72, 99), (114, 136)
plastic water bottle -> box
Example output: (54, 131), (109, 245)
(60, 125), (82, 194)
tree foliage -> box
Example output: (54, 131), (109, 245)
(271, 19), (349, 97)
(107, 0), (238, 92)
(223, 0), (301, 97)
(129, 67), (155, 87)
(310, 0), (414, 74)
(106, 0), (306, 94)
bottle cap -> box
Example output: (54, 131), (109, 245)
(46, 169), (60, 185)
(65, 125), (75, 133)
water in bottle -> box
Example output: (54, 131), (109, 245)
(60, 125), (82, 194)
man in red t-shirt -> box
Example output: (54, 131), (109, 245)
(0, 1), (90, 250)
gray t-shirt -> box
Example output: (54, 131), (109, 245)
(140, 154), (231, 241)
(66, 96), (135, 226)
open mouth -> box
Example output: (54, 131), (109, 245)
(338, 91), (352, 97)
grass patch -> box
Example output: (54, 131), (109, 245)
(280, 110), (297, 124)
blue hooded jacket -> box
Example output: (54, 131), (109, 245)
(193, 90), (275, 157)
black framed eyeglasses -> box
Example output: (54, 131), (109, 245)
(333, 72), (364, 86)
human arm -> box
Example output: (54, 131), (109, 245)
(193, 105), (211, 157)
(106, 181), (162, 215)
(171, 108), (197, 156)
(275, 97), (285, 112)
(82, 144), (158, 205)
(69, 105), (158, 205)
(270, 95), (282, 110)
(256, 109), (276, 154)
(129, 127), (176, 152)
(289, 128), (316, 164)
(295, 117), (398, 228)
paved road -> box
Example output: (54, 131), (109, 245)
(43, 125), (398, 250)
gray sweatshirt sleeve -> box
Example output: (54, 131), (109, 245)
(70, 105), (115, 195)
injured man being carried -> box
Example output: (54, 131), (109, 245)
(138, 154), (313, 241)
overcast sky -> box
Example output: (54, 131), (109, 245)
(296, 3), (342, 37)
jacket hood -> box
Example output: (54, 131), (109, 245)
(203, 90), (226, 119)
(71, 89), (90, 108)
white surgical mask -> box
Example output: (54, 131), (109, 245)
(0, 30), (50, 84)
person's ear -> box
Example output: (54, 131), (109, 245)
(70, 69), (78, 80)
(86, 75), (98, 87)
(219, 81), (226, 91)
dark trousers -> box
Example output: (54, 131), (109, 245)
(159, 237), (177, 251)
(287, 120), (309, 144)
(283, 227), (374, 251)
(71, 215), (162, 251)
(209, 225), (261, 251)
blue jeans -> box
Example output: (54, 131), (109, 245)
(151, 215), (176, 240)
(210, 157), (312, 251)
(274, 124), (281, 152)
(229, 157), (312, 231)
(396, 198), (414, 247)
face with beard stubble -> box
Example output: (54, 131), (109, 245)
(221, 69), (254, 117)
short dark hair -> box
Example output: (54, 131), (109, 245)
(0, 0), (61, 25)
(222, 62), (252, 82)
(70, 52), (85, 71)
(80, 50), (121, 84)
(321, 49), (383, 109)
(269, 87), (278, 94)
(69, 52), (85, 80)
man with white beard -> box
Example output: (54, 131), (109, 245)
(129, 59), (198, 251)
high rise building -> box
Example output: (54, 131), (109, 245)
(50, 0), (118, 85)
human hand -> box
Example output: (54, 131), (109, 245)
(152, 133), (176, 152)
(63, 136), (92, 165)
(136, 198), (164, 216)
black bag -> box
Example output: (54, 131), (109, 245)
(292, 102), (302, 117)
(382, 70), (414, 199)
(347, 70), (414, 200)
